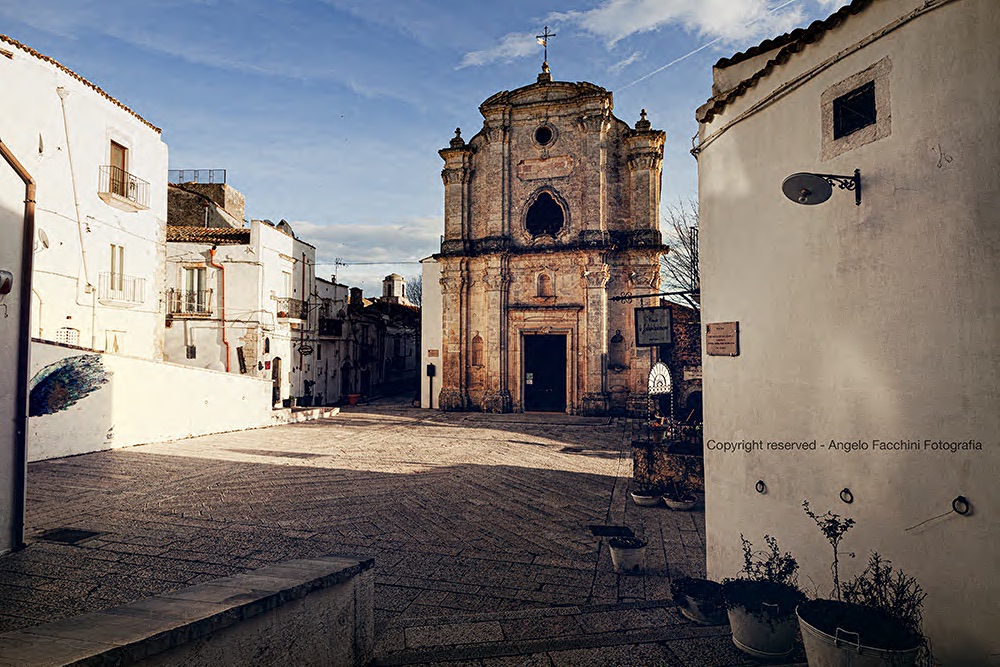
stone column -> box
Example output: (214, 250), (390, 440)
(581, 258), (610, 415)
(439, 129), (473, 255)
(480, 259), (512, 413)
(437, 261), (467, 410)
(624, 111), (666, 242)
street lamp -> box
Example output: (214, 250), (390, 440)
(782, 169), (861, 206)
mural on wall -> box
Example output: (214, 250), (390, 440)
(29, 354), (111, 417)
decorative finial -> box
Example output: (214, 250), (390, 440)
(635, 108), (651, 131)
(450, 127), (465, 148)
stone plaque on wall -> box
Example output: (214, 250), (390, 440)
(706, 322), (739, 356)
(517, 156), (574, 180)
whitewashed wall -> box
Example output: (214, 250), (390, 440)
(697, 0), (999, 663)
(0, 36), (168, 361)
(28, 340), (272, 461)
(420, 258), (441, 409)
(0, 151), (31, 554)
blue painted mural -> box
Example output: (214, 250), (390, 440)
(29, 354), (111, 417)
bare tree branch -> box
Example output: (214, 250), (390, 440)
(659, 199), (699, 310)
(405, 275), (422, 307)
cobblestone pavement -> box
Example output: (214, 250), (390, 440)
(1, 396), (803, 665)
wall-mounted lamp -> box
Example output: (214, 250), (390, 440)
(782, 169), (861, 206)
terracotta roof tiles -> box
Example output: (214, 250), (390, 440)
(698, 0), (875, 123)
(167, 226), (251, 244)
(0, 34), (161, 133)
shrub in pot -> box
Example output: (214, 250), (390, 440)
(672, 576), (726, 625)
(797, 501), (928, 666)
(722, 534), (806, 658)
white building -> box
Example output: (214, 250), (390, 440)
(314, 276), (351, 405)
(165, 209), (318, 408)
(0, 34), (168, 360)
(420, 257), (442, 409)
(695, 0), (998, 662)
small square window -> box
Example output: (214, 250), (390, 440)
(186, 345), (197, 359)
(833, 81), (876, 140)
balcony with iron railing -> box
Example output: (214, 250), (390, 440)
(98, 165), (150, 210)
(98, 272), (146, 305)
(166, 288), (214, 317)
(275, 297), (308, 321)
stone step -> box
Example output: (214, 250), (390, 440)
(372, 600), (807, 666)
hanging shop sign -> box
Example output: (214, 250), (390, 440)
(634, 306), (672, 346)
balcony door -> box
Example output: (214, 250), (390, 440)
(110, 141), (127, 197)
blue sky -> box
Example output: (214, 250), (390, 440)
(2, 0), (841, 294)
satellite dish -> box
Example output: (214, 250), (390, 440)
(782, 173), (833, 205)
(38, 228), (50, 249)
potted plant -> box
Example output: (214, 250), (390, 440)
(672, 576), (726, 625)
(630, 483), (662, 507)
(662, 454), (698, 510)
(608, 536), (647, 575)
(797, 501), (927, 666)
(722, 534), (805, 658)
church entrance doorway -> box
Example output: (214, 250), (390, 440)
(523, 334), (566, 412)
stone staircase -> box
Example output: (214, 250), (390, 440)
(372, 600), (808, 666)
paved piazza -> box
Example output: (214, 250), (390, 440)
(0, 397), (799, 665)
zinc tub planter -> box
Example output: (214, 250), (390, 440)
(608, 537), (647, 575)
(723, 580), (804, 658)
(672, 577), (727, 626)
(797, 600), (921, 667)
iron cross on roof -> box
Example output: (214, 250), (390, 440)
(536, 26), (556, 64)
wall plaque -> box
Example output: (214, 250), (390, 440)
(517, 156), (574, 181)
(634, 306), (672, 346)
(706, 322), (739, 356)
(427, 349), (439, 358)
(683, 366), (702, 381)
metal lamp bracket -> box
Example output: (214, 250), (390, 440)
(816, 169), (862, 206)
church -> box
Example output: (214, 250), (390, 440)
(422, 60), (667, 415)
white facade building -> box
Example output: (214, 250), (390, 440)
(695, 0), (998, 662)
(1, 35), (168, 360)
(314, 277), (351, 405)
(165, 217), (317, 407)
(420, 257), (442, 409)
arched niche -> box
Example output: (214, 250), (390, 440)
(524, 189), (567, 237)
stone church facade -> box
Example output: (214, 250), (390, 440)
(435, 66), (666, 415)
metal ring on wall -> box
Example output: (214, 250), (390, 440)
(840, 488), (854, 504)
(952, 495), (970, 515)
(755, 480), (766, 494)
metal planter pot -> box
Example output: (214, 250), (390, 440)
(797, 600), (921, 667)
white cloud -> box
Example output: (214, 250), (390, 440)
(288, 217), (440, 296)
(552, 0), (805, 46)
(609, 51), (643, 74)
(458, 32), (540, 69)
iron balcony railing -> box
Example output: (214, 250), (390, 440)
(99, 272), (146, 304)
(166, 288), (213, 316)
(99, 165), (150, 209)
(168, 169), (226, 184)
(275, 297), (308, 320)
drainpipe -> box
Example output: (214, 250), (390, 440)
(56, 87), (97, 348)
(209, 246), (230, 372)
(31, 287), (42, 337)
(1, 137), (36, 552)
